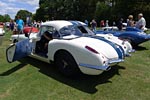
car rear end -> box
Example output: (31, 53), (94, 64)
(0, 26), (4, 45)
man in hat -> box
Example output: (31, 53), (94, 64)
(135, 13), (146, 30)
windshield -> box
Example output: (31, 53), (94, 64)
(59, 25), (83, 37)
(78, 25), (95, 35)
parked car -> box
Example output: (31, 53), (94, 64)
(0, 25), (5, 45)
(11, 26), (39, 42)
(5, 22), (10, 28)
(23, 26), (39, 34)
(70, 21), (134, 56)
(6, 20), (124, 76)
(96, 27), (150, 47)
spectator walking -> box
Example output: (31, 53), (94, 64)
(105, 20), (109, 27)
(117, 18), (123, 30)
(9, 19), (15, 31)
(16, 16), (24, 34)
(33, 20), (37, 27)
(100, 20), (105, 27)
(135, 13), (146, 30)
(113, 21), (116, 26)
(84, 20), (88, 26)
(90, 19), (97, 31)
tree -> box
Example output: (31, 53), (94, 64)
(112, 0), (150, 26)
(34, 0), (150, 27)
(95, 2), (110, 23)
(0, 15), (5, 22)
(15, 10), (32, 23)
(0, 14), (11, 22)
(4, 14), (11, 22)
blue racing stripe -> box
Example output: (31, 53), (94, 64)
(70, 21), (125, 59)
(118, 45), (125, 57)
(69, 21), (124, 59)
(70, 21), (82, 26)
(90, 36), (124, 59)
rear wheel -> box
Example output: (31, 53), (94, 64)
(54, 51), (80, 77)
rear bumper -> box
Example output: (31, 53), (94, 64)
(128, 49), (135, 53)
(78, 63), (111, 75)
(79, 58), (123, 70)
(108, 59), (124, 65)
(78, 58), (124, 75)
(79, 63), (111, 71)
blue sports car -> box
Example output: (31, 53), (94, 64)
(96, 27), (150, 47)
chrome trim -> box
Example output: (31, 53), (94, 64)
(108, 59), (124, 64)
(128, 49), (135, 53)
(79, 63), (111, 71)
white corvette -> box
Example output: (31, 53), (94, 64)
(6, 20), (124, 76)
(72, 21), (134, 56)
(0, 26), (5, 45)
(96, 34), (134, 56)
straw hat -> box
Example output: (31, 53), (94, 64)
(138, 13), (143, 17)
(128, 15), (133, 19)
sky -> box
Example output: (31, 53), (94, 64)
(0, 0), (39, 19)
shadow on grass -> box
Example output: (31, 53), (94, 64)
(133, 45), (149, 51)
(0, 63), (27, 76)
(1, 57), (125, 94)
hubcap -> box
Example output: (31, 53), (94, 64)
(62, 60), (68, 68)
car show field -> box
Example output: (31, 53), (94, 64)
(0, 29), (150, 100)
(1, 0), (150, 99)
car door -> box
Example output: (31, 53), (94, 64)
(6, 39), (33, 63)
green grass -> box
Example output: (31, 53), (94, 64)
(0, 30), (150, 100)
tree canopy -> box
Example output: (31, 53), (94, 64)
(33, 0), (150, 27)
(0, 14), (11, 22)
(0, 0), (149, 27)
(15, 10), (32, 23)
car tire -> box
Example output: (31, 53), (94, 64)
(54, 50), (80, 77)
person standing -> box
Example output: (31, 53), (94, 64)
(84, 20), (88, 26)
(90, 19), (97, 31)
(16, 16), (24, 34)
(9, 19), (15, 31)
(113, 21), (116, 26)
(100, 20), (105, 27)
(117, 18), (123, 30)
(105, 20), (109, 27)
(127, 15), (134, 27)
(135, 13), (146, 30)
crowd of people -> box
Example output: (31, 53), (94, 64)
(6, 16), (42, 35)
(4, 13), (147, 36)
(87, 13), (146, 31)
(120, 13), (146, 31)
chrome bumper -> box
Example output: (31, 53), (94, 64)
(128, 49), (135, 53)
(79, 63), (111, 71)
(108, 59), (124, 64)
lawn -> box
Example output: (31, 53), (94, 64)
(0, 30), (150, 100)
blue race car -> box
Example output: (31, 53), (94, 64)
(96, 27), (150, 47)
